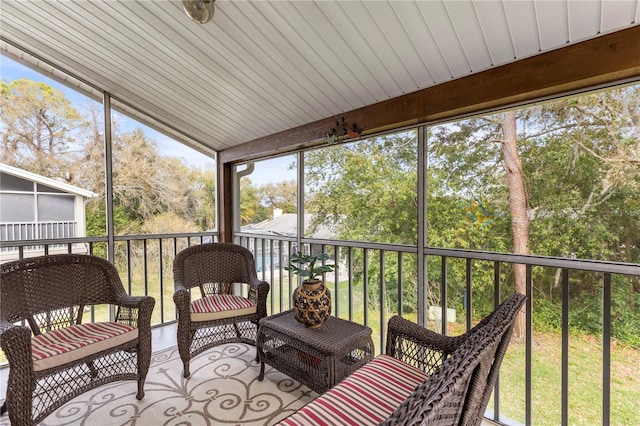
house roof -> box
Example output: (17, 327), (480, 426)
(242, 213), (334, 240)
(0, 163), (96, 198)
(1, 1), (637, 156)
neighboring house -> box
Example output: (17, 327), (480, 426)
(0, 163), (96, 263)
(240, 209), (335, 272)
(242, 209), (334, 240)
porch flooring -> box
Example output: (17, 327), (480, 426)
(0, 322), (494, 425)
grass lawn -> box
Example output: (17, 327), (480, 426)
(498, 332), (640, 425)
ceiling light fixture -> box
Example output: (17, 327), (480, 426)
(182, 0), (215, 24)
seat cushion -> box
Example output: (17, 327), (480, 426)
(190, 294), (256, 322)
(277, 354), (427, 426)
(31, 322), (138, 372)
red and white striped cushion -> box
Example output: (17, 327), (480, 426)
(190, 294), (256, 322)
(31, 322), (137, 372)
(277, 354), (427, 426)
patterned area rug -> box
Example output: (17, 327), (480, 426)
(1, 343), (317, 426)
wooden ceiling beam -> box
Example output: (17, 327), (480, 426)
(219, 25), (640, 165)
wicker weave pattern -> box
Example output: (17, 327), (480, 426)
(382, 293), (526, 425)
(0, 254), (155, 426)
(173, 243), (270, 378)
(276, 294), (525, 425)
(257, 310), (374, 394)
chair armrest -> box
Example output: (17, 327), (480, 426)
(114, 293), (151, 309)
(115, 295), (155, 329)
(173, 282), (191, 311)
(0, 320), (33, 369)
(386, 315), (469, 375)
(247, 278), (270, 317)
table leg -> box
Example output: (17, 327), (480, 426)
(258, 359), (265, 381)
(257, 328), (265, 380)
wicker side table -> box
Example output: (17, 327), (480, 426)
(257, 310), (374, 394)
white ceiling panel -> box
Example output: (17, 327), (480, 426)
(365, 1), (424, 93)
(388, 1), (444, 84)
(1, 0), (638, 153)
(473, 1), (515, 66)
(444, 1), (493, 72)
(341, 1), (407, 97)
(503, 0), (541, 57)
(601, 0), (639, 32)
(533, 1), (569, 51)
(568, 1), (603, 41)
(416, 1), (471, 79)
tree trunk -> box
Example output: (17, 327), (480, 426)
(502, 111), (530, 341)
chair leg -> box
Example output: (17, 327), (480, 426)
(232, 322), (242, 339)
(177, 325), (193, 378)
(136, 379), (145, 400)
(86, 360), (99, 378)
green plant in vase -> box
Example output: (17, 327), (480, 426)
(285, 252), (336, 283)
(285, 252), (336, 328)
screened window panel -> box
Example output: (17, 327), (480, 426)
(0, 173), (33, 192)
(0, 193), (35, 222)
(37, 183), (66, 194)
(37, 195), (74, 221)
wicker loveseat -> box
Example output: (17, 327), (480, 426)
(0, 254), (155, 426)
(277, 293), (526, 426)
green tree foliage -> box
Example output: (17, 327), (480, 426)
(189, 168), (217, 231)
(427, 88), (639, 341)
(240, 177), (270, 225)
(304, 133), (419, 314)
(1, 78), (214, 238)
(305, 133), (418, 244)
(303, 88), (639, 343)
(256, 179), (297, 214)
(111, 129), (194, 223)
(1, 78), (87, 178)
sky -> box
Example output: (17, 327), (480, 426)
(1, 55), (295, 186)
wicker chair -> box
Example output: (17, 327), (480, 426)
(0, 254), (155, 426)
(173, 242), (270, 378)
(382, 293), (526, 425)
(278, 293), (526, 426)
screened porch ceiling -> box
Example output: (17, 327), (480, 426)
(1, 1), (638, 157)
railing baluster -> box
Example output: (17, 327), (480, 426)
(465, 257), (472, 331)
(277, 239), (283, 313)
(493, 260), (501, 421)
(526, 264), (533, 426)
(363, 248), (368, 327)
(126, 240), (133, 294)
(348, 246), (353, 322)
(562, 268), (569, 426)
(159, 238), (164, 324)
(143, 239), (148, 296)
(603, 273), (611, 426)
(379, 250), (386, 352)
(334, 245), (339, 318)
(441, 255), (448, 335)
(397, 251), (403, 317)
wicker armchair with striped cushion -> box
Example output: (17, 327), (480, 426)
(277, 293), (526, 426)
(173, 242), (270, 378)
(0, 254), (155, 426)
